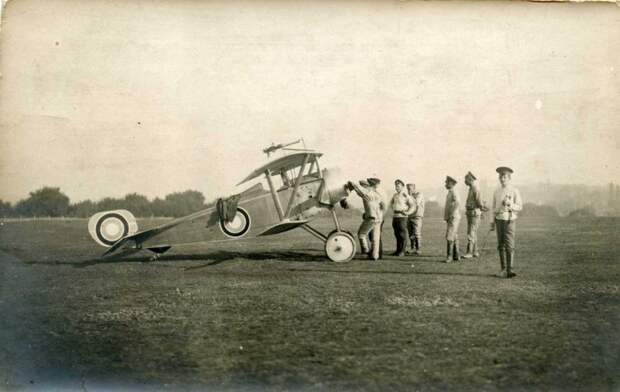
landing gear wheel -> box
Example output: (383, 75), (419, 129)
(325, 231), (356, 263)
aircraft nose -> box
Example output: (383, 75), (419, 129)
(321, 168), (350, 206)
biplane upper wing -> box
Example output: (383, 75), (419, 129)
(237, 152), (323, 185)
(102, 207), (217, 257)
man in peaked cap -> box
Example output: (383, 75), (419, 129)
(348, 177), (385, 261)
(491, 166), (523, 278)
(406, 183), (425, 255)
(463, 171), (488, 259)
(368, 177), (387, 259)
(390, 179), (416, 256)
(444, 176), (461, 263)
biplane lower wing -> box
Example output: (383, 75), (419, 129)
(257, 219), (309, 236)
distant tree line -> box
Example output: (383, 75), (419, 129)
(0, 187), (209, 218)
(0, 187), (578, 219)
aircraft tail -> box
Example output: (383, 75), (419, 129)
(88, 209), (138, 247)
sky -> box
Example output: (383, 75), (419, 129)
(1, 0), (619, 203)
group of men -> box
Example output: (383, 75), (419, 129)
(346, 166), (522, 279)
(347, 178), (425, 261)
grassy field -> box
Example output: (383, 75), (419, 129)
(0, 215), (619, 391)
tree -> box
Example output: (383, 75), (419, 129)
(14, 187), (70, 217)
(68, 199), (97, 218)
(122, 193), (151, 217)
(164, 190), (206, 217)
(96, 197), (125, 212)
(150, 197), (169, 217)
(0, 199), (13, 218)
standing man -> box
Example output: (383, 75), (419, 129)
(463, 171), (487, 259)
(371, 180), (388, 259)
(406, 183), (425, 255)
(491, 167), (523, 278)
(444, 176), (461, 263)
(390, 179), (416, 257)
(349, 178), (384, 261)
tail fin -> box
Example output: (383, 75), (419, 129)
(88, 210), (138, 247)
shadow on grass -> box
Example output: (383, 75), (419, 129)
(21, 250), (494, 278)
(283, 267), (497, 278)
(23, 250), (329, 269)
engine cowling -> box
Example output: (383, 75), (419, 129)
(88, 209), (138, 247)
(320, 168), (352, 206)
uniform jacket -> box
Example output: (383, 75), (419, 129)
(492, 184), (523, 221)
(444, 188), (461, 221)
(409, 192), (425, 218)
(391, 191), (415, 218)
(352, 184), (384, 221)
(466, 184), (485, 217)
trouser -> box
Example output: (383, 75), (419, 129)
(466, 214), (481, 254)
(370, 220), (385, 259)
(358, 218), (382, 260)
(495, 219), (516, 271)
(445, 217), (460, 241)
(407, 217), (423, 250)
(392, 217), (409, 254)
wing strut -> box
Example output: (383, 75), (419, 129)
(283, 153), (310, 218)
(264, 169), (285, 220)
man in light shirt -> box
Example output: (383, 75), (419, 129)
(444, 176), (461, 263)
(390, 179), (416, 257)
(371, 182), (388, 259)
(491, 166), (523, 278)
(406, 183), (425, 255)
(463, 171), (487, 259)
(349, 178), (385, 261)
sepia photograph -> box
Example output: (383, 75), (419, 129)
(0, 0), (619, 390)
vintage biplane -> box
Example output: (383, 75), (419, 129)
(87, 141), (358, 262)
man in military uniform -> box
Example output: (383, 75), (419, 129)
(406, 183), (425, 255)
(390, 179), (415, 257)
(491, 167), (523, 278)
(463, 171), (487, 259)
(444, 176), (461, 263)
(371, 180), (388, 259)
(349, 178), (384, 261)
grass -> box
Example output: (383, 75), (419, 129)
(0, 216), (618, 391)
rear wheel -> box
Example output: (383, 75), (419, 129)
(325, 231), (356, 263)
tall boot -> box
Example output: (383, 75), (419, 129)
(463, 241), (473, 259)
(391, 234), (402, 256)
(453, 239), (461, 261)
(506, 251), (516, 278)
(445, 241), (453, 263)
(406, 237), (415, 255)
(495, 250), (506, 277)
